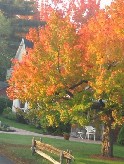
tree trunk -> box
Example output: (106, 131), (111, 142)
(101, 124), (114, 157)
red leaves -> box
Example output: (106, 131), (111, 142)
(39, 0), (100, 26)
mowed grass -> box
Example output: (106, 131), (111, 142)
(0, 116), (124, 163)
(0, 115), (42, 134)
(0, 133), (124, 164)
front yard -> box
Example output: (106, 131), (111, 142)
(0, 133), (124, 164)
(0, 116), (124, 163)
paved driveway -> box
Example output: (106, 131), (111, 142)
(0, 127), (101, 144)
(0, 156), (14, 164)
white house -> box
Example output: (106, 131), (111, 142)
(7, 38), (33, 112)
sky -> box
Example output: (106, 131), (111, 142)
(39, 0), (113, 9)
(39, 0), (112, 8)
(100, 0), (112, 8)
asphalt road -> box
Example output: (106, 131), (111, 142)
(0, 156), (14, 164)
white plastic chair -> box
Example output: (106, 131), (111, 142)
(85, 126), (96, 141)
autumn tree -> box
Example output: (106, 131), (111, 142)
(7, 0), (124, 158)
(7, 11), (85, 125)
(78, 0), (124, 157)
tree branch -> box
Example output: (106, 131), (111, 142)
(69, 80), (88, 90)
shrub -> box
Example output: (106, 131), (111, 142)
(117, 125), (124, 145)
(2, 107), (16, 120)
(41, 122), (71, 136)
(24, 109), (41, 129)
(6, 99), (13, 108)
(0, 96), (13, 114)
(16, 109), (27, 124)
(0, 96), (7, 114)
(0, 122), (15, 132)
(2, 107), (11, 116)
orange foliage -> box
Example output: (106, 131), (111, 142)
(39, 0), (100, 26)
(7, 0), (124, 127)
(7, 12), (83, 104)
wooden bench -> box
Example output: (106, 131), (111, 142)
(31, 137), (74, 164)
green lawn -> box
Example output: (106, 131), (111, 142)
(0, 115), (42, 134)
(0, 133), (124, 164)
(0, 116), (124, 164)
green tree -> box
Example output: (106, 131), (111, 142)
(0, 0), (45, 60)
(0, 11), (12, 80)
(0, 0), (45, 80)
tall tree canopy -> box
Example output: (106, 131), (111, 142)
(0, 0), (45, 80)
(0, 11), (12, 80)
(7, 0), (124, 158)
(0, 0), (40, 37)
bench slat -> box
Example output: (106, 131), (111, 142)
(36, 140), (74, 160)
(36, 150), (60, 164)
(32, 137), (74, 164)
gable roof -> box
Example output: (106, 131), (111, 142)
(6, 38), (34, 80)
(24, 38), (34, 49)
(15, 38), (33, 61)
